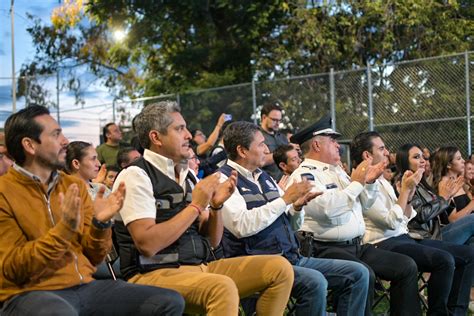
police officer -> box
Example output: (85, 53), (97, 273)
(288, 115), (421, 316)
(219, 121), (370, 316)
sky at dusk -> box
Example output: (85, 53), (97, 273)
(0, 1), (116, 145)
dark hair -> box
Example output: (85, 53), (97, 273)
(261, 103), (283, 118)
(431, 145), (460, 193)
(4, 105), (50, 165)
(117, 146), (139, 168)
(273, 144), (295, 170)
(106, 165), (121, 173)
(350, 131), (381, 167)
(395, 143), (432, 189)
(190, 129), (202, 138)
(102, 122), (116, 143)
(223, 121), (260, 161)
(130, 135), (144, 155)
(65, 141), (93, 174)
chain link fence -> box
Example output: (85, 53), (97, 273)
(1, 51), (473, 155)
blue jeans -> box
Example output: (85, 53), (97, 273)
(293, 256), (369, 316)
(1, 279), (184, 316)
(441, 214), (474, 245)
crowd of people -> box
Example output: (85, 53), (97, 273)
(0, 101), (473, 316)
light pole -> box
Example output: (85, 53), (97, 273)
(10, 0), (16, 113)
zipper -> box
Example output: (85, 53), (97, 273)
(38, 184), (84, 284)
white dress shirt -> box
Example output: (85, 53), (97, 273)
(287, 158), (377, 241)
(363, 177), (417, 244)
(220, 159), (304, 239)
(113, 149), (189, 225)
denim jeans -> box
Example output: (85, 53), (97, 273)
(441, 214), (474, 245)
(1, 279), (185, 316)
(293, 256), (369, 316)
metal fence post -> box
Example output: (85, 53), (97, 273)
(367, 62), (374, 131)
(56, 70), (60, 124)
(466, 51), (471, 155)
(251, 78), (257, 124)
(177, 93), (180, 106)
(112, 99), (116, 123)
(329, 68), (336, 129)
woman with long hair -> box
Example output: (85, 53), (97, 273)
(429, 146), (474, 245)
(65, 141), (111, 199)
(395, 143), (474, 314)
(464, 160), (474, 200)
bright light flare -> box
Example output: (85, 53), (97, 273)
(113, 29), (126, 42)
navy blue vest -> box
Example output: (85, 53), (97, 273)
(219, 164), (301, 264)
(115, 157), (211, 280)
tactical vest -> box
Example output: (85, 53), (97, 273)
(114, 157), (211, 280)
(219, 164), (301, 264)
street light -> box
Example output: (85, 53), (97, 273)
(113, 29), (126, 42)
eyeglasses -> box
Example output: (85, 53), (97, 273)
(188, 156), (199, 161)
(268, 117), (282, 123)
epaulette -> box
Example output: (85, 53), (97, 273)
(301, 165), (317, 170)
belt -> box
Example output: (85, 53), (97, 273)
(313, 236), (362, 246)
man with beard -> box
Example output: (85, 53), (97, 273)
(260, 103), (289, 181)
(0, 106), (185, 316)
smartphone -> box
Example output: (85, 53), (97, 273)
(224, 114), (232, 121)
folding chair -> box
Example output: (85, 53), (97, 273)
(372, 277), (390, 315)
(418, 272), (429, 312)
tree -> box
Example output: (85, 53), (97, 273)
(19, 0), (474, 136)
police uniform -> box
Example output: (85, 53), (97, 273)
(288, 115), (421, 316)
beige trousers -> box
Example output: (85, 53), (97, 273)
(129, 255), (294, 315)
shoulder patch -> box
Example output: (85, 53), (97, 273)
(302, 165), (317, 170)
(325, 183), (338, 189)
(301, 173), (315, 181)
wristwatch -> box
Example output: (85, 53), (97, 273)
(92, 217), (113, 230)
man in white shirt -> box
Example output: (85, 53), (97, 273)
(288, 115), (421, 315)
(219, 121), (370, 316)
(352, 131), (474, 315)
(113, 101), (294, 316)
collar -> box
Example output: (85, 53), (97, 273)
(13, 163), (60, 195)
(227, 159), (262, 182)
(143, 149), (189, 186)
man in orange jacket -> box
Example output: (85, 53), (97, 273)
(0, 105), (184, 316)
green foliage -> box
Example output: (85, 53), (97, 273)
(19, 0), (474, 125)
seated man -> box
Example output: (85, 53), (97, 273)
(0, 106), (184, 316)
(352, 131), (474, 315)
(273, 144), (302, 177)
(288, 115), (421, 315)
(219, 121), (370, 316)
(113, 101), (294, 316)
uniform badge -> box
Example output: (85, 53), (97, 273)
(301, 173), (315, 181)
(325, 183), (338, 189)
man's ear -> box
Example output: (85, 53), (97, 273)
(149, 130), (162, 147)
(362, 150), (371, 161)
(236, 144), (247, 159)
(21, 137), (36, 156)
(279, 162), (287, 172)
(312, 139), (319, 152)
